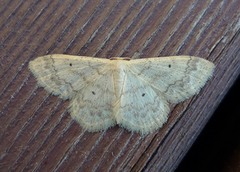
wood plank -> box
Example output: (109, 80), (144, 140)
(0, 0), (239, 171)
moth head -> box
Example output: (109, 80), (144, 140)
(109, 57), (131, 61)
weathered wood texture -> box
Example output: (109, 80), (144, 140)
(0, 0), (239, 171)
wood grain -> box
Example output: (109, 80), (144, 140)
(0, 0), (239, 171)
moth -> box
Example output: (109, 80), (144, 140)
(29, 55), (215, 134)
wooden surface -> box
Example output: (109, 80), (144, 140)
(0, 0), (239, 171)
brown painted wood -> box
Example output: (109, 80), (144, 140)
(0, 0), (239, 171)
